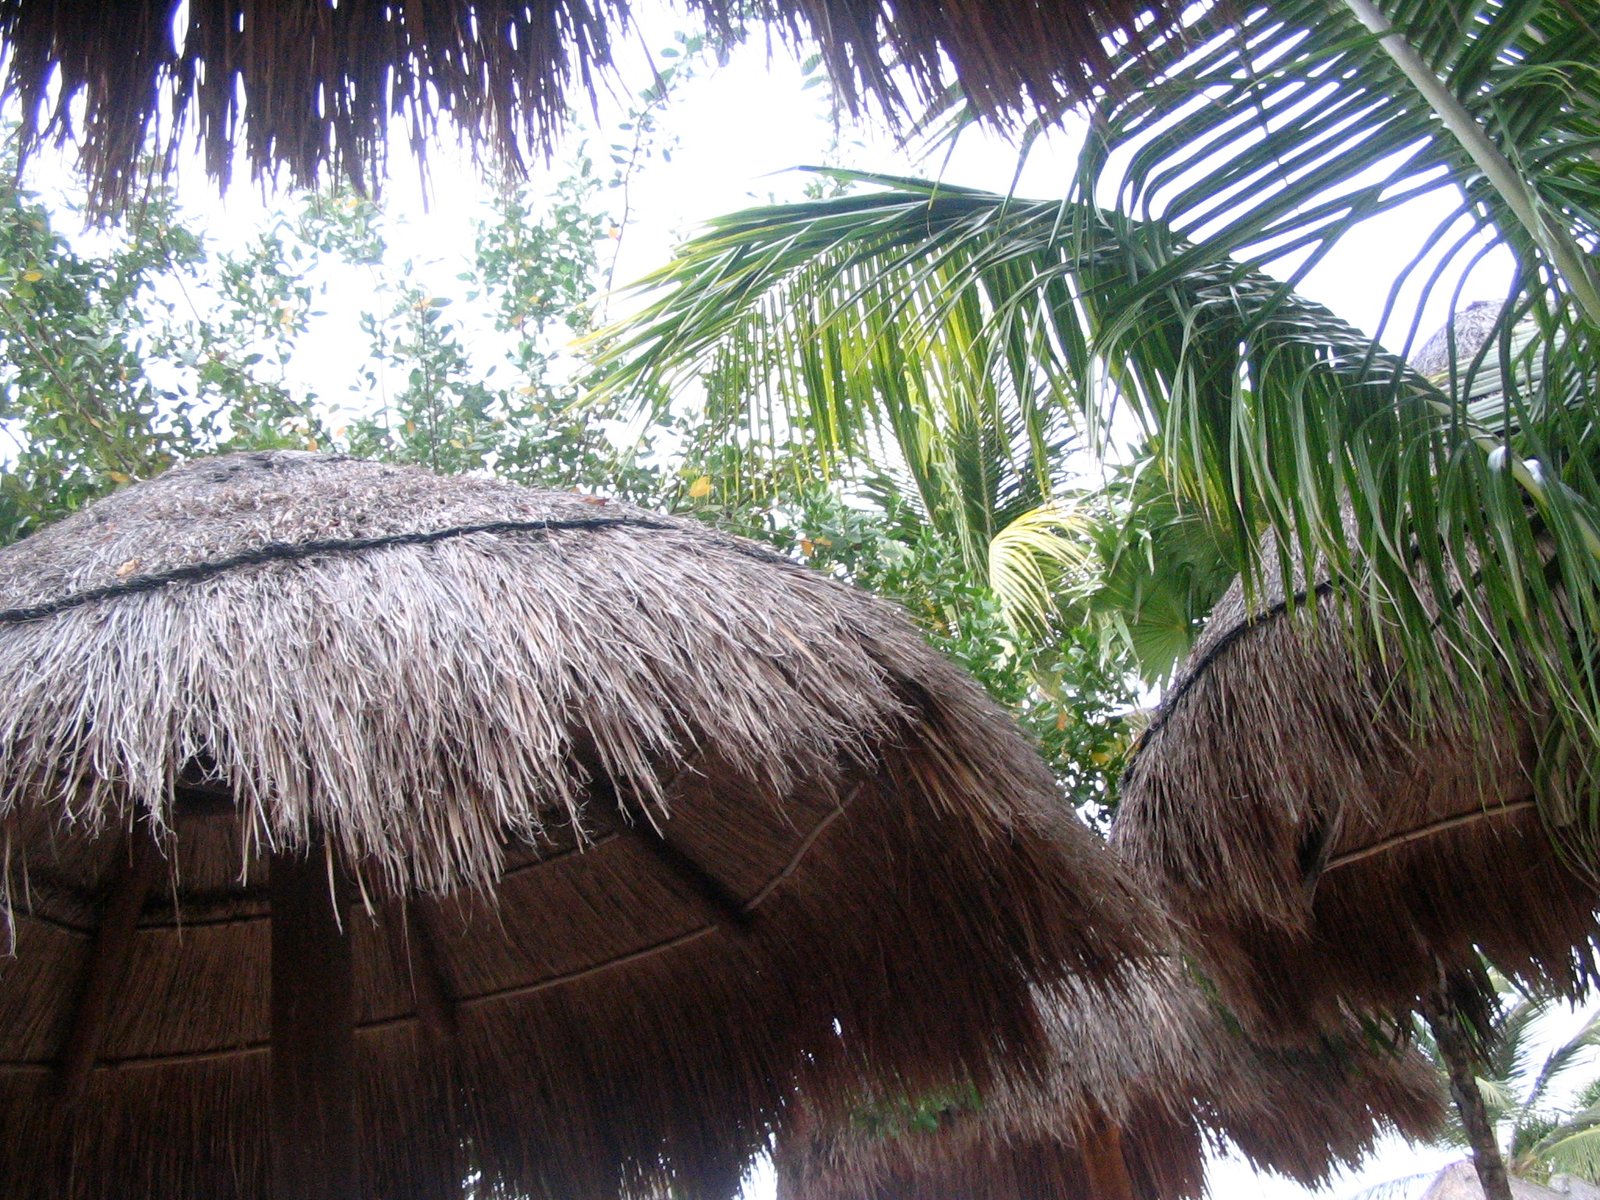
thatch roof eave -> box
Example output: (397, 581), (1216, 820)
(773, 959), (1446, 1200)
(1, 0), (1187, 211)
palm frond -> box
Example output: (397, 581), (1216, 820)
(1524, 1008), (1600, 1115)
(986, 501), (1098, 637)
(1078, 0), (1600, 346)
(591, 165), (1416, 598)
(1076, 2), (1600, 748)
(1488, 992), (1549, 1086)
(1533, 1121), (1600, 1182)
(1474, 1074), (1520, 1120)
(595, 0), (1600, 834)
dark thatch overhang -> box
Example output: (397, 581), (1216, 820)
(1111, 539), (1600, 1040)
(773, 960), (1444, 1200)
(0, 450), (1161, 1199)
(0, 0), (1183, 210)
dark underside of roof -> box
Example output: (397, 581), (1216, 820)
(0, 0), (1184, 210)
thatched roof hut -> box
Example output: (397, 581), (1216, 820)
(2, 0), (1182, 210)
(1419, 1161), (1592, 1200)
(772, 960), (1445, 1200)
(0, 451), (1160, 1199)
(1411, 301), (1504, 380)
(1111, 541), (1600, 1039)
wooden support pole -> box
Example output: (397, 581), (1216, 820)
(1080, 1109), (1137, 1200)
(401, 899), (458, 1044)
(271, 839), (357, 1200)
(58, 824), (164, 1098)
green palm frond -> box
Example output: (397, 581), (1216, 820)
(594, 0), (1600, 832)
(1075, 2), (1600, 675)
(1477, 1075), (1521, 1120)
(986, 501), (1098, 637)
(1524, 1008), (1600, 1116)
(592, 166), (1422, 559)
(1530, 1117), (1600, 1181)
(1078, 0), (1600, 342)
(1488, 993), (1550, 1086)
(592, 171), (1398, 668)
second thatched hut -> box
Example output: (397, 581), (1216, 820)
(1112, 542), (1600, 1039)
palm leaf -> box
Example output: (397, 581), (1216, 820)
(1523, 1008), (1600, 1115)
(592, 166), (1417, 584)
(1075, 1), (1600, 680)
(596, 0), (1600, 829)
(595, 0), (1600, 825)
(1533, 1119), (1600, 1182)
(986, 501), (1098, 637)
(1475, 1075), (1520, 1120)
(1078, 0), (1600, 338)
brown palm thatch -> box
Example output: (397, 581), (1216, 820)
(1111, 538), (1600, 1040)
(772, 959), (1445, 1200)
(0, 0), (1184, 212)
(1419, 1160), (1584, 1200)
(0, 450), (1161, 1200)
(1411, 300), (1504, 380)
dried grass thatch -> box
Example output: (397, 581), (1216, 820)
(1411, 300), (1504, 380)
(0, 450), (1161, 1200)
(1419, 1160), (1585, 1200)
(772, 958), (1445, 1200)
(1, 0), (1183, 211)
(1112, 537), (1600, 1039)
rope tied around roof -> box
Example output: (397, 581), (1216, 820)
(0, 513), (802, 626)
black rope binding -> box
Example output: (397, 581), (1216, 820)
(1120, 578), (1339, 785)
(0, 515), (801, 627)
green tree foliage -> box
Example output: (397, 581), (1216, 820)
(0, 155), (661, 517)
(0, 176), (206, 539)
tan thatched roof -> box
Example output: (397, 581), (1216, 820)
(0, 451), (1161, 1199)
(2, 0), (1183, 210)
(1411, 301), (1504, 380)
(1112, 540), (1600, 1039)
(773, 959), (1445, 1200)
(1419, 1160), (1588, 1200)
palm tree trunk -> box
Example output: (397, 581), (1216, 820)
(1424, 992), (1513, 1200)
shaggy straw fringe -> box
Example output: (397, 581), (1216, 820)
(0, 451), (1161, 1200)
(773, 959), (1444, 1200)
(0, 0), (1182, 212)
(1113, 537), (1600, 1040)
